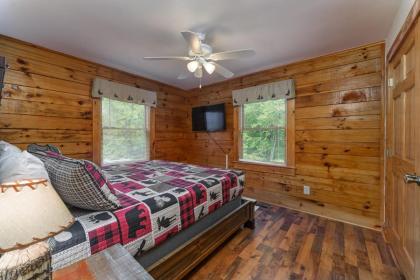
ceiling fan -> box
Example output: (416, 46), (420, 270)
(144, 31), (255, 86)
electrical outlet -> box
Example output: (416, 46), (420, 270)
(303, 185), (311, 195)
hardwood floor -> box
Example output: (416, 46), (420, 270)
(185, 203), (402, 280)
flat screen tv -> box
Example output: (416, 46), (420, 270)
(192, 103), (226, 132)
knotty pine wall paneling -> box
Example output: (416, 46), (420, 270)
(185, 42), (385, 229)
(0, 34), (385, 229)
(0, 35), (189, 163)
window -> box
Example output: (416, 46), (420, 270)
(239, 99), (287, 165)
(101, 97), (149, 164)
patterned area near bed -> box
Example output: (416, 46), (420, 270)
(48, 160), (244, 270)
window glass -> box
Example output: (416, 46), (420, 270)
(240, 99), (286, 164)
(102, 98), (148, 163)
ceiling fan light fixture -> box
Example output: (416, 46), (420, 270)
(187, 60), (199, 73)
(203, 62), (216, 75)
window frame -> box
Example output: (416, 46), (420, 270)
(233, 99), (295, 175)
(92, 98), (155, 166)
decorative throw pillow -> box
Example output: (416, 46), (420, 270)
(0, 140), (22, 157)
(27, 143), (62, 155)
(0, 142), (50, 183)
(29, 145), (120, 211)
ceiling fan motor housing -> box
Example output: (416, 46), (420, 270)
(189, 43), (212, 57)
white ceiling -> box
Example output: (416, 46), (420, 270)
(0, 0), (400, 90)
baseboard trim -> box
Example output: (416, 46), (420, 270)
(244, 191), (382, 231)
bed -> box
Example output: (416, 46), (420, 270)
(47, 160), (253, 278)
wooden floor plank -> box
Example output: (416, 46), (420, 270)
(186, 203), (402, 280)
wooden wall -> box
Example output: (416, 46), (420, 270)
(186, 42), (385, 229)
(0, 35), (385, 229)
(0, 35), (189, 163)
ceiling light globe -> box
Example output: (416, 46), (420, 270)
(187, 61), (199, 73)
(204, 62), (216, 75)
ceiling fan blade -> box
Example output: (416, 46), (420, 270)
(143, 56), (191, 61)
(177, 69), (191, 80)
(194, 67), (203, 78)
(213, 62), (234, 78)
(181, 31), (202, 54)
(209, 49), (255, 61)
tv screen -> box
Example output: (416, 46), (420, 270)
(192, 103), (226, 132)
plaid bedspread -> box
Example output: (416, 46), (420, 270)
(48, 160), (244, 270)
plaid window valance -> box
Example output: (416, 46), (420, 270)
(232, 79), (295, 106)
(91, 78), (157, 107)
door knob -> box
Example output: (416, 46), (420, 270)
(404, 174), (420, 186)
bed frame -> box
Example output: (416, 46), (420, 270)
(142, 197), (256, 280)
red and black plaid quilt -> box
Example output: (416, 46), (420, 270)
(48, 160), (244, 270)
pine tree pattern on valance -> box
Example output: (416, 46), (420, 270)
(92, 78), (157, 107)
(232, 79), (295, 106)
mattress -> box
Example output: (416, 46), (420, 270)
(48, 160), (244, 271)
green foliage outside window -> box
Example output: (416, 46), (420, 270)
(241, 99), (286, 164)
(102, 98), (148, 163)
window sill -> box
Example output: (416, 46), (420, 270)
(238, 159), (286, 167)
(101, 158), (149, 166)
(232, 160), (296, 176)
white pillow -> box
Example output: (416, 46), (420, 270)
(0, 141), (21, 158)
(0, 150), (50, 184)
